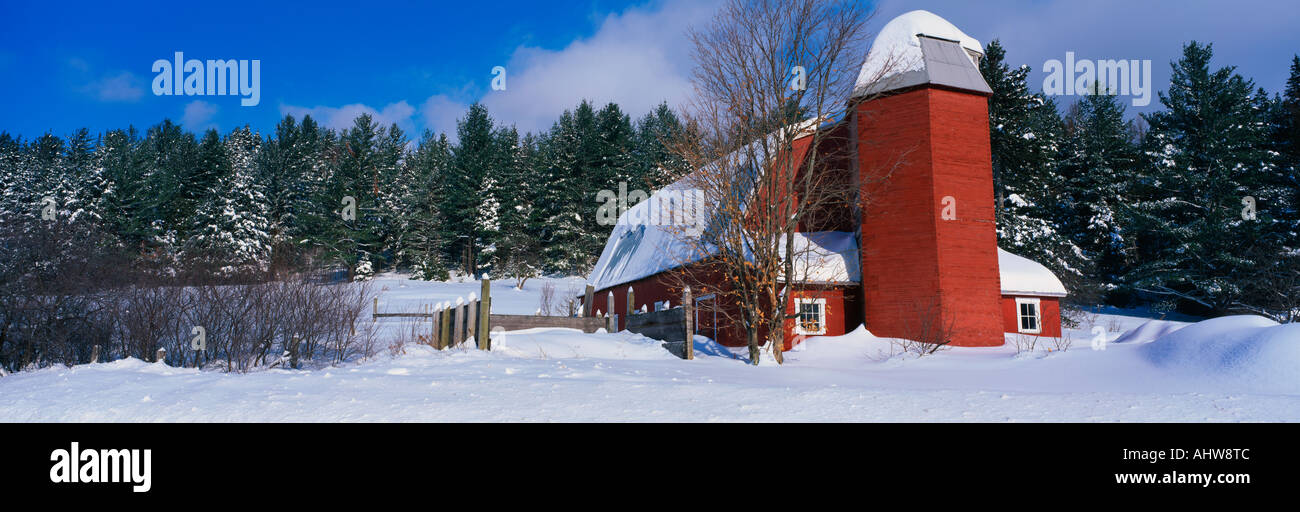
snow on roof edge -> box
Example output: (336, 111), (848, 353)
(997, 248), (1068, 297)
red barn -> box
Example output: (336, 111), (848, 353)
(583, 10), (1067, 350)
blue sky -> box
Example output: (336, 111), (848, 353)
(1, 0), (1297, 140)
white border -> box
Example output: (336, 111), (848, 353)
(794, 298), (828, 336)
(1014, 297), (1042, 334)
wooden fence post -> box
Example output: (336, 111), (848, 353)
(466, 299), (477, 346)
(373, 297), (379, 322)
(155, 347), (166, 364)
(607, 291), (615, 331)
(626, 287), (635, 321)
(439, 304), (451, 349)
(479, 278), (491, 350)
(584, 284), (595, 317)
(429, 307), (437, 346)
(90, 345), (100, 364)
(683, 286), (694, 360)
(455, 303), (468, 347)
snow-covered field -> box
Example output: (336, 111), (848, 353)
(1, 275), (1297, 422)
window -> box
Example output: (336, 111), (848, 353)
(794, 298), (827, 335)
(1015, 298), (1041, 334)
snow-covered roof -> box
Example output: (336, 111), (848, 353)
(588, 178), (713, 291)
(997, 248), (1068, 297)
(781, 231), (860, 284)
(589, 120), (829, 291)
(588, 219), (860, 291)
(854, 10), (990, 97)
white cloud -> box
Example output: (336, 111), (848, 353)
(278, 0), (718, 138)
(420, 94), (468, 137)
(82, 70), (145, 102)
(182, 100), (219, 132)
(279, 101), (416, 134)
(478, 0), (718, 133)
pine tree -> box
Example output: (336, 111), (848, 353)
(980, 39), (1089, 294)
(1129, 41), (1282, 314)
(98, 126), (160, 254)
(633, 102), (690, 189)
(1274, 56), (1300, 222)
(257, 115), (310, 266)
(64, 128), (106, 226)
(1059, 86), (1141, 287)
(444, 102), (498, 276)
(495, 127), (543, 286)
(182, 126), (272, 276)
(314, 113), (386, 276)
(373, 122), (409, 269)
(286, 115), (337, 258)
(403, 131), (452, 280)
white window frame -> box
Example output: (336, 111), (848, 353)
(1015, 297), (1042, 334)
(794, 298), (828, 336)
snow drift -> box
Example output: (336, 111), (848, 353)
(1112, 319), (1187, 344)
(1140, 315), (1300, 392)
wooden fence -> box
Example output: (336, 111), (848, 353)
(374, 280), (696, 360)
(371, 278), (605, 350)
(619, 286), (697, 360)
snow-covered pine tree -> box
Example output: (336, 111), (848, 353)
(1239, 56), (1300, 321)
(0, 133), (27, 231)
(28, 134), (67, 221)
(403, 130), (451, 280)
(444, 103), (498, 276)
(96, 127), (152, 250)
(256, 115), (314, 269)
(494, 126), (544, 286)
(980, 40), (1089, 295)
(64, 128), (107, 226)
(316, 113), (385, 277)
(1274, 56), (1300, 226)
(633, 102), (690, 190)
(286, 115), (341, 267)
(1058, 85), (1142, 291)
(1129, 41), (1284, 315)
(372, 122), (409, 271)
(181, 126), (272, 277)
(537, 102), (604, 274)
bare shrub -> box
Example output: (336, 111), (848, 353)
(538, 281), (557, 316)
(1106, 316), (1123, 333)
(387, 317), (427, 357)
(1012, 333), (1039, 355)
(893, 299), (957, 357)
(562, 282), (584, 317)
(1049, 332), (1073, 352)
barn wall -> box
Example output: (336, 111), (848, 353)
(586, 265), (854, 349)
(999, 295), (1062, 338)
(782, 287), (850, 351)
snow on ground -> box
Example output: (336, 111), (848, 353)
(1, 275), (1298, 422)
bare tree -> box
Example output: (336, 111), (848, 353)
(663, 0), (881, 364)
